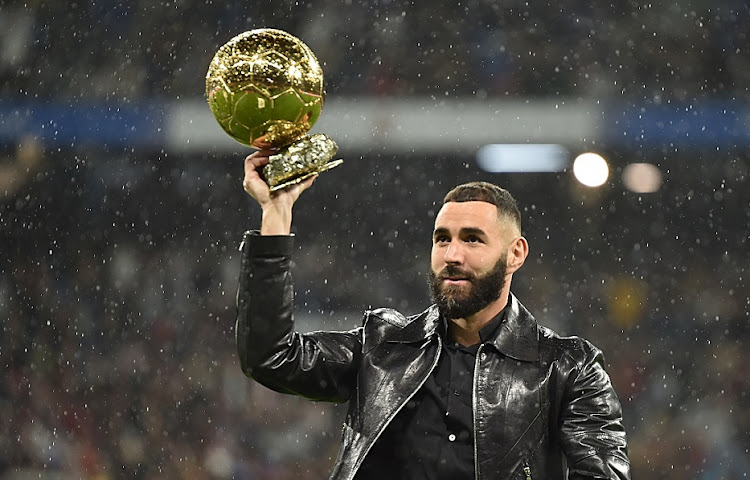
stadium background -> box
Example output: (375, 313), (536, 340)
(1, 1), (749, 478)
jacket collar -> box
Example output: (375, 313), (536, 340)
(386, 305), (440, 344)
(389, 294), (539, 362)
(488, 293), (539, 362)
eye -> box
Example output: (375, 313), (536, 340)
(434, 234), (450, 244)
(466, 235), (482, 243)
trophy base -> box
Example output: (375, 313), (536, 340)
(269, 159), (344, 191)
(264, 133), (342, 191)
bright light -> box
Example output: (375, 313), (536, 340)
(573, 152), (609, 187)
(476, 144), (569, 173)
(622, 163), (662, 193)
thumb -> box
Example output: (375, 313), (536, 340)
(290, 173), (318, 198)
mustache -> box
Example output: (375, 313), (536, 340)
(436, 265), (476, 282)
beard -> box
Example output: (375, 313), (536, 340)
(428, 254), (508, 320)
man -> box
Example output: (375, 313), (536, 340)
(236, 150), (631, 479)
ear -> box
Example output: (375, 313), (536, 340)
(505, 236), (529, 275)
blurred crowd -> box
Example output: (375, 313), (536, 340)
(1, 0), (749, 101)
(1, 140), (749, 478)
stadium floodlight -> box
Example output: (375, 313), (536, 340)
(573, 152), (609, 187)
(476, 144), (569, 173)
(622, 163), (663, 193)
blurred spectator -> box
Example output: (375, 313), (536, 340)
(0, 136), (43, 199)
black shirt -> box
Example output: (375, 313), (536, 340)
(356, 307), (507, 479)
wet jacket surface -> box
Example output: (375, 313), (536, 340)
(236, 232), (631, 480)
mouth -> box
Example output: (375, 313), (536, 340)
(433, 266), (475, 289)
(441, 276), (471, 286)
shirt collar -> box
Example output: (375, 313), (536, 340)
(439, 299), (510, 346)
(478, 305), (508, 343)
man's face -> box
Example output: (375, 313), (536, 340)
(428, 201), (513, 319)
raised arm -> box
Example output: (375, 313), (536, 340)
(236, 151), (361, 402)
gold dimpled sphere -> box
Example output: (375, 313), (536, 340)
(205, 29), (325, 149)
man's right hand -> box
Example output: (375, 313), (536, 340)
(243, 150), (317, 235)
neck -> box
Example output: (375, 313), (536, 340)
(448, 292), (510, 346)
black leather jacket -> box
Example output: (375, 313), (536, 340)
(236, 232), (631, 479)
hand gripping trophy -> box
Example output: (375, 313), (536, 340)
(206, 29), (342, 191)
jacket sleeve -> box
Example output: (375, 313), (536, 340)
(560, 341), (631, 480)
(235, 230), (361, 403)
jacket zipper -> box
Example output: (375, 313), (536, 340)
(472, 344), (484, 480)
(351, 335), (443, 479)
(472, 348), (532, 480)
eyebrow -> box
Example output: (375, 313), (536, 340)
(433, 227), (488, 238)
(461, 227), (487, 237)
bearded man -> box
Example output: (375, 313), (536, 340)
(235, 150), (631, 480)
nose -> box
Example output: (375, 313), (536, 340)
(443, 241), (463, 264)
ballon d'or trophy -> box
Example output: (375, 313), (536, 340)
(206, 28), (342, 191)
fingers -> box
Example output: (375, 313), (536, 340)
(297, 173), (318, 194)
(244, 149), (275, 173)
(282, 173), (318, 201)
(243, 151), (275, 200)
(242, 151), (318, 211)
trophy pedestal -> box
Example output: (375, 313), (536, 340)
(263, 133), (343, 191)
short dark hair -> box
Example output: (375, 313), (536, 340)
(443, 181), (522, 231)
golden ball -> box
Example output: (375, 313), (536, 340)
(205, 29), (325, 149)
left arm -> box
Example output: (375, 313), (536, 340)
(560, 343), (631, 479)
